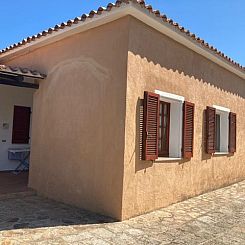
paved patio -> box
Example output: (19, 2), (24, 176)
(0, 172), (29, 195)
(0, 180), (244, 244)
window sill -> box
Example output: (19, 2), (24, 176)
(155, 157), (182, 162)
(214, 152), (229, 155)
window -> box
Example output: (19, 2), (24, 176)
(206, 105), (236, 154)
(142, 90), (195, 161)
(215, 114), (221, 152)
(12, 106), (31, 144)
(157, 93), (184, 159)
(158, 101), (170, 157)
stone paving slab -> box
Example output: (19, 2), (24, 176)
(0, 181), (244, 244)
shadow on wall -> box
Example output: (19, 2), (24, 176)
(128, 27), (245, 99)
(128, 27), (244, 170)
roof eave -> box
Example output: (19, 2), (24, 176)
(0, 3), (244, 80)
(0, 70), (45, 79)
(0, 3), (131, 63)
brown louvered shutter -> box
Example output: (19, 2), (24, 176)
(142, 91), (160, 161)
(229, 112), (236, 153)
(12, 106), (31, 144)
(182, 101), (195, 159)
(206, 106), (216, 154)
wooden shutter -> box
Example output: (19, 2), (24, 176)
(229, 112), (236, 153)
(142, 91), (160, 161)
(12, 106), (31, 144)
(182, 101), (195, 159)
(206, 106), (216, 154)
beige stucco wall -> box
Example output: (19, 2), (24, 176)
(3, 17), (130, 220)
(122, 17), (245, 220)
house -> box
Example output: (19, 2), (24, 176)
(0, 0), (244, 221)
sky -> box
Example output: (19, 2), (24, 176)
(0, 0), (244, 66)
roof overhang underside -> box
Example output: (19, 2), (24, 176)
(0, 65), (46, 89)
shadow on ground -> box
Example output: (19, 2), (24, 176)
(0, 195), (115, 231)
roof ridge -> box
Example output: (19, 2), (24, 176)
(0, 0), (244, 72)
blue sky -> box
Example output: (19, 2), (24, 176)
(0, 0), (244, 66)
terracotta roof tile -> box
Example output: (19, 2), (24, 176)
(0, 65), (46, 79)
(0, 0), (244, 71)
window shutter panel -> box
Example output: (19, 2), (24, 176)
(182, 101), (195, 159)
(206, 106), (216, 154)
(229, 112), (236, 153)
(142, 91), (160, 161)
(12, 106), (31, 144)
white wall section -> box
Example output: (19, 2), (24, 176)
(215, 108), (229, 153)
(0, 85), (34, 171)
